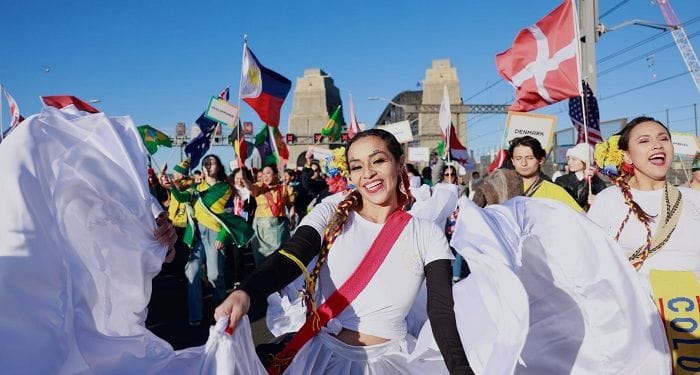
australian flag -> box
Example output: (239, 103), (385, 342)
(185, 87), (230, 167)
(185, 113), (217, 168)
(568, 81), (602, 145)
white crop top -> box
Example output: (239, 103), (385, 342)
(300, 201), (453, 339)
(588, 186), (700, 279)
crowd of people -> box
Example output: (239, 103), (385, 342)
(142, 115), (700, 373)
(3, 106), (699, 374)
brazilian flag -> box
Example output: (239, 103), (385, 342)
(321, 105), (343, 142)
(138, 125), (172, 155)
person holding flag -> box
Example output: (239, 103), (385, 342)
(554, 143), (607, 210)
(244, 163), (296, 266)
(168, 154), (253, 326)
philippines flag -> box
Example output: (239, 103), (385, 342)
(40, 95), (100, 113)
(240, 45), (292, 127)
(568, 82), (603, 145)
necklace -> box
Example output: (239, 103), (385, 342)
(628, 183), (683, 270)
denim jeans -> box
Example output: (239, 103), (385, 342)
(184, 223), (227, 322)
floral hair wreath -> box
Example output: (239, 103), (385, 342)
(321, 147), (355, 192)
(594, 135), (626, 177)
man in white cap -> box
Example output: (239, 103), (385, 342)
(554, 143), (607, 210)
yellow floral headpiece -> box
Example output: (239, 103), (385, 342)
(594, 135), (625, 177)
(321, 147), (349, 180)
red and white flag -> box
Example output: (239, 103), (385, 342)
(496, 0), (580, 112)
(41, 95), (100, 114)
(3, 87), (22, 129)
(347, 93), (361, 139)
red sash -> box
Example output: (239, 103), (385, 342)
(265, 185), (284, 217)
(268, 209), (412, 374)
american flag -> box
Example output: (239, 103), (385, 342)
(568, 82), (602, 145)
(219, 86), (230, 102)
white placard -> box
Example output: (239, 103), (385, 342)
(503, 112), (557, 151)
(310, 146), (334, 161)
(377, 120), (413, 144)
(408, 147), (430, 163)
(672, 132), (699, 156)
(205, 96), (239, 127)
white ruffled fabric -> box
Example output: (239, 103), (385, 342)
(449, 197), (671, 374)
(0, 108), (262, 374)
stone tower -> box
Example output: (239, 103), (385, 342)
(418, 59), (465, 150)
(286, 68), (344, 167)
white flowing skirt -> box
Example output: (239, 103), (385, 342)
(284, 330), (447, 375)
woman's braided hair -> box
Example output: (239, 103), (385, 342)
(302, 129), (412, 317)
(609, 116), (670, 256)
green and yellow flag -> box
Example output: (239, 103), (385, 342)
(138, 125), (172, 155)
(321, 105), (343, 142)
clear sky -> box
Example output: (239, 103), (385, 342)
(2, 0), (699, 170)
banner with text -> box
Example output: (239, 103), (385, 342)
(650, 270), (700, 374)
(205, 96), (240, 127)
(377, 120), (413, 144)
(408, 147), (430, 163)
(503, 112), (557, 152)
(672, 132), (700, 156)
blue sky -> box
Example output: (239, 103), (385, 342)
(2, 0), (699, 169)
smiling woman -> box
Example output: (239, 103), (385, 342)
(215, 129), (472, 374)
(588, 116), (700, 277)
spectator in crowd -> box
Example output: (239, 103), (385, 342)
(508, 136), (583, 212)
(158, 159), (195, 269)
(689, 153), (700, 191)
(468, 171), (483, 199)
(282, 169), (301, 229)
(555, 143), (607, 210)
(588, 116), (700, 277)
(250, 164), (295, 265)
(229, 167), (257, 285)
(193, 169), (203, 184)
(551, 164), (568, 180)
(148, 167), (169, 209)
(405, 163), (423, 188)
(170, 154), (253, 326)
(421, 166), (433, 186)
(300, 151), (329, 212)
(439, 164), (468, 282)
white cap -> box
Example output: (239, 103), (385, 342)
(566, 143), (594, 165)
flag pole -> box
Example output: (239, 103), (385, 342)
(235, 35), (248, 168)
(678, 154), (691, 184)
(571, 0), (593, 197)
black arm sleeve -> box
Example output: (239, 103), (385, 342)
(239, 225), (322, 303)
(425, 259), (474, 375)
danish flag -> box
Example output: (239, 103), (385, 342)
(496, 0), (580, 112)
